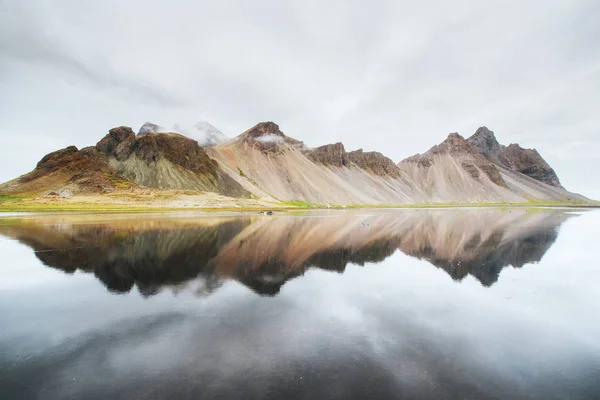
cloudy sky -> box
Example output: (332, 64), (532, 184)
(0, 0), (598, 197)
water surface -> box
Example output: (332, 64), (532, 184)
(0, 208), (599, 399)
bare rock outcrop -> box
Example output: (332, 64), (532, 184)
(96, 126), (136, 161)
(467, 127), (563, 188)
(501, 144), (562, 188)
(305, 142), (401, 178)
(305, 143), (348, 167)
(347, 149), (402, 178)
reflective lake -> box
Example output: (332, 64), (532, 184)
(0, 208), (599, 400)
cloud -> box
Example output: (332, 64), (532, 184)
(0, 0), (599, 194)
(255, 133), (284, 143)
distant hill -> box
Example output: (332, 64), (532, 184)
(0, 121), (592, 205)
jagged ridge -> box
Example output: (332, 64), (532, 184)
(467, 127), (562, 188)
(0, 121), (591, 205)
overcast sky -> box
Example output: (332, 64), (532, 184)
(1, 0), (598, 197)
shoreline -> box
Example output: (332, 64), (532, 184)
(0, 199), (598, 213)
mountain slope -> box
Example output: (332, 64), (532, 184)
(398, 133), (525, 203)
(206, 122), (426, 204)
(399, 129), (587, 203)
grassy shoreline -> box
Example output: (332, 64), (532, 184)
(0, 198), (598, 213)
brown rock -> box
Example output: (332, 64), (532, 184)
(96, 126), (136, 161)
(21, 146), (111, 184)
(502, 144), (562, 188)
(467, 127), (563, 188)
(155, 134), (218, 174)
(467, 127), (508, 165)
(347, 149), (402, 178)
(305, 143), (348, 167)
(132, 133), (159, 163)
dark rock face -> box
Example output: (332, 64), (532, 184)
(131, 133), (160, 163)
(468, 127), (563, 188)
(305, 142), (401, 178)
(347, 149), (402, 178)
(96, 126), (136, 161)
(155, 134), (219, 174)
(97, 127), (219, 175)
(21, 146), (112, 184)
(467, 127), (508, 164)
(305, 143), (348, 167)
(502, 144), (563, 188)
(461, 161), (480, 179)
(35, 146), (79, 170)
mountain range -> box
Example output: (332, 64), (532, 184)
(0, 121), (592, 206)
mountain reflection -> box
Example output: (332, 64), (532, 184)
(0, 209), (572, 296)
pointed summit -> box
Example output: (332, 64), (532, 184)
(401, 131), (507, 188)
(428, 132), (479, 156)
(240, 121), (285, 140)
(465, 127), (563, 188)
(467, 127), (504, 161)
(237, 122), (303, 153)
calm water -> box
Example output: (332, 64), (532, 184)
(0, 208), (599, 400)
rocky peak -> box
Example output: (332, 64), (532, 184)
(96, 126), (136, 161)
(467, 127), (503, 158)
(466, 127), (563, 188)
(96, 126), (219, 174)
(347, 149), (402, 178)
(241, 121), (285, 139)
(430, 133), (477, 156)
(305, 142), (348, 167)
(501, 143), (563, 188)
(36, 146), (79, 169)
(402, 132), (507, 187)
(239, 121), (303, 153)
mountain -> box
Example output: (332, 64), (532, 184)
(206, 122), (426, 204)
(399, 129), (587, 203)
(0, 126), (248, 198)
(0, 121), (593, 205)
(172, 121), (228, 147)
